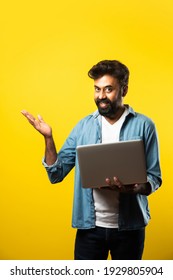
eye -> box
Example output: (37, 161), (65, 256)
(105, 87), (113, 93)
(94, 87), (100, 92)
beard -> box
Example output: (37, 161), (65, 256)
(95, 98), (117, 118)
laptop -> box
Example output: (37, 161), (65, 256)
(76, 139), (147, 188)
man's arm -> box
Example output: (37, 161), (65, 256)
(21, 110), (57, 166)
(44, 136), (57, 165)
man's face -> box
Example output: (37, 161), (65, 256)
(94, 75), (125, 119)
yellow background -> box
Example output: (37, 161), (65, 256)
(0, 0), (173, 260)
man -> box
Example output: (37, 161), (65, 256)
(22, 60), (162, 260)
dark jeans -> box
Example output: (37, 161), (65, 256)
(74, 226), (145, 260)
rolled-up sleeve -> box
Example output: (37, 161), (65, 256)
(42, 156), (64, 184)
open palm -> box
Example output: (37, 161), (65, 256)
(21, 110), (52, 137)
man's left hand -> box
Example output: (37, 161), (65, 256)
(105, 177), (151, 195)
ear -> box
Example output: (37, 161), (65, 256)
(121, 86), (128, 97)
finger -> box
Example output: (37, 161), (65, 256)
(21, 110), (39, 128)
(21, 110), (35, 121)
(21, 110), (33, 117)
(113, 176), (122, 188)
(21, 110), (30, 118)
(25, 114), (36, 124)
(21, 110), (27, 115)
(37, 114), (44, 122)
(105, 178), (111, 186)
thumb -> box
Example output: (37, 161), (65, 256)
(37, 114), (44, 122)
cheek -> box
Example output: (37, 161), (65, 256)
(108, 94), (116, 103)
(94, 92), (99, 100)
(110, 92), (122, 103)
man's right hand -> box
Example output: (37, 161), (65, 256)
(21, 110), (52, 138)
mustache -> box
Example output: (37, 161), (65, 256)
(95, 98), (111, 105)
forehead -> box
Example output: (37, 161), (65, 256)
(94, 75), (119, 88)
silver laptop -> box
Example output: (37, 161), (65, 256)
(76, 139), (147, 188)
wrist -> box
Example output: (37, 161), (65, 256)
(44, 135), (53, 141)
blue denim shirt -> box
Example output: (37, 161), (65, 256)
(43, 106), (162, 230)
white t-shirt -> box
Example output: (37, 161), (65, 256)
(93, 108), (128, 228)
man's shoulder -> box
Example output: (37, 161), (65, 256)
(128, 106), (155, 125)
(134, 112), (155, 125)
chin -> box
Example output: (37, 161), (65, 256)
(98, 109), (113, 118)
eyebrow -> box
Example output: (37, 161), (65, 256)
(94, 85), (113, 88)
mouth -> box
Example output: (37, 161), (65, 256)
(99, 102), (109, 108)
(98, 101), (110, 108)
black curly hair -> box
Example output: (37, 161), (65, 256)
(88, 60), (129, 87)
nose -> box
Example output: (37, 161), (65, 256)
(98, 89), (106, 99)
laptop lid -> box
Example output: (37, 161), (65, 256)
(76, 139), (147, 188)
